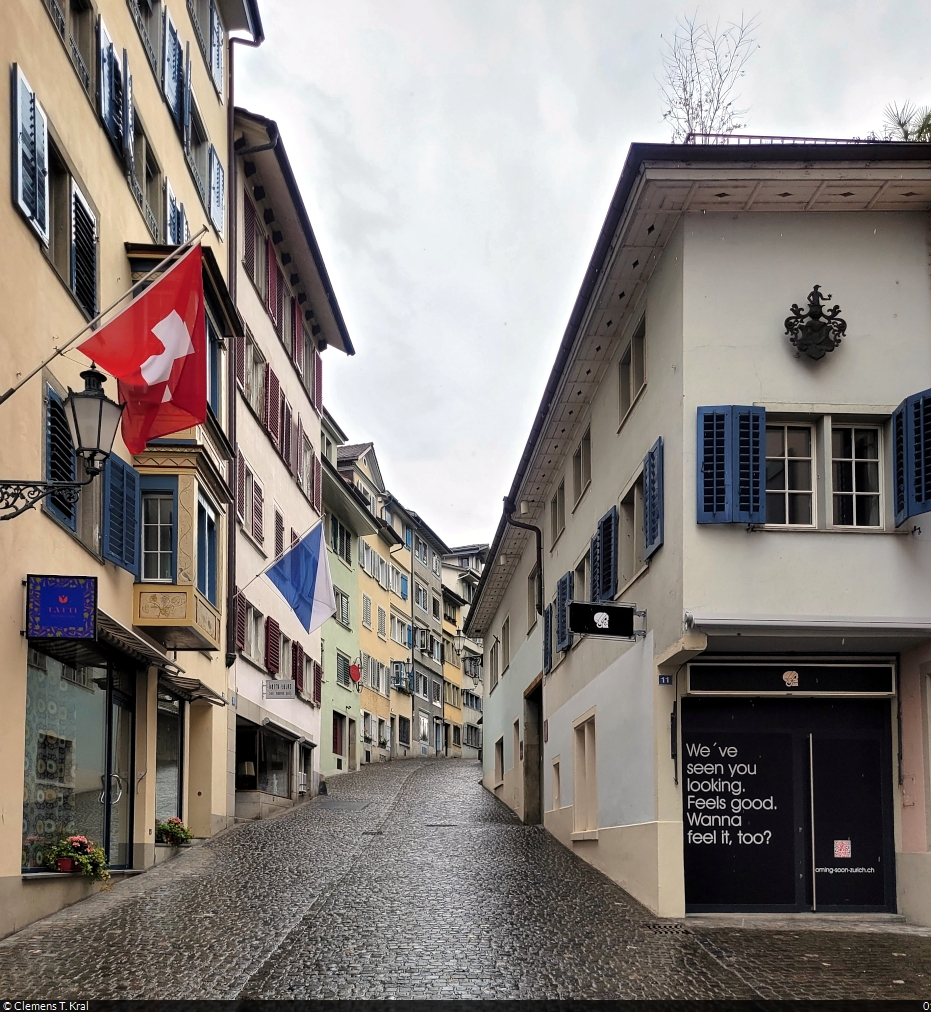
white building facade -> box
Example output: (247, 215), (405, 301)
(467, 140), (931, 924)
(230, 109), (353, 820)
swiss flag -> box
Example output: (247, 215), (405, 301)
(78, 246), (206, 453)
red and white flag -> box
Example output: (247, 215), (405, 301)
(78, 245), (206, 453)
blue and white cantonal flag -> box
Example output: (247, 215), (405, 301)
(265, 522), (336, 633)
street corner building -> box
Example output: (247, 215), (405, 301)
(467, 138), (931, 924)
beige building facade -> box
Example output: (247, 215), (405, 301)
(1, 0), (261, 938)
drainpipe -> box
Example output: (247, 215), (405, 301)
(225, 29), (264, 668)
(503, 497), (543, 617)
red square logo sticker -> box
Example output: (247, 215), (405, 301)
(834, 839), (852, 859)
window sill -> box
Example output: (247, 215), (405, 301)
(755, 524), (899, 535)
(617, 382), (647, 434)
(571, 480), (592, 515)
(549, 528), (565, 553)
(570, 830), (599, 841)
(616, 563), (649, 599)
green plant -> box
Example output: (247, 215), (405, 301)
(155, 817), (194, 847)
(883, 101), (931, 141)
(46, 835), (110, 883)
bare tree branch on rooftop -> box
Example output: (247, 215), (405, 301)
(659, 12), (760, 143)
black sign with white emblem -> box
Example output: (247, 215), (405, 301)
(568, 601), (636, 638)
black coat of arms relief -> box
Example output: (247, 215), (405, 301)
(784, 285), (847, 360)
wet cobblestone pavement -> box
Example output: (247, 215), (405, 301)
(1, 758), (931, 999)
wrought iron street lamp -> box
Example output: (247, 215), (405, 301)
(0, 367), (123, 521)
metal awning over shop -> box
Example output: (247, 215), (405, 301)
(159, 672), (226, 706)
(30, 609), (182, 676)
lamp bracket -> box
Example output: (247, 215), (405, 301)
(0, 476), (94, 521)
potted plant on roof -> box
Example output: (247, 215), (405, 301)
(47, 835), (110, 884)
(155, 817), (194, 847)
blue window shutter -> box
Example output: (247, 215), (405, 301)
(103, 456), (141, 576)
(733, 407), (765, 524)
(907, 388), (931, 522)
(209, 145), (224, 232)
(98, 18), (113, 134)
(643, 436), (665, 558)
(543, 604), (553, 673)
(555, 571), (574, 653)
(45, 387), (77, 530)
(597, 506), (618, 601)
(209, 0), (224, 90)
(893, 398), (908, 527)
(697, 407), (733, 523)
(14, 66), (49, 243)
(589, 532), (601, 603)
(401, 574), (408, 600)
(182, 43), (192, 154)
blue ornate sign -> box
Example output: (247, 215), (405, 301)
(26, 575), (97, 639)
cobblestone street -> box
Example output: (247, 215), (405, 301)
(1, 758), (930, 999)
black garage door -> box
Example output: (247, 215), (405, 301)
(681, 696), (895, 912)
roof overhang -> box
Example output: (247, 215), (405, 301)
(218, 0), (263, 40)
(322, 456), (379, 535)
(234, 108), (354, 355)
(466, 140), (931, 636)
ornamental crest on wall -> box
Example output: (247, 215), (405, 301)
(784, 285), (846, 360)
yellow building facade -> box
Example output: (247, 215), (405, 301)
(442, 586), (465, 756)
(0, 0), (261, 938)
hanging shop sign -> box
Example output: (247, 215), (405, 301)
(26, 575), (97, 639)
(688, 662), (895, 696)
(349, 663), (362, 683)
(263, 679), (296, 700)
(568, 601), (640, 638)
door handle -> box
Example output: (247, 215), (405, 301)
(109, 773), (123, 804)
(98, 774), (107, 804)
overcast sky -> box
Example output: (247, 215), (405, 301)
(236, 1), (931, 548)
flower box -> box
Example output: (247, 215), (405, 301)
(55, 857), (75, 873)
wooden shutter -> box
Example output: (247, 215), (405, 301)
(236, 452), (245, 520)
(252, 481), (264, 543)
(266, 370), (280, 444)
(893, 399), (908, 527)
(243, 197), (256, 279)
(275, 265), (285, 335)
(291, 527), (299, 546)
(209, 144), (224, 232)
(281, 400), (292, 470)
(313, 456), (322, 514)
(102, 455), (140, 576)
(734, 409), (765, 524)
(589, 533), (601, 603)
(274, 508), (284, 559)
(45, 387), (77, 529)
(235, 591), (246, 650)
(14, 67), (49, 242)
(543, 604), (553, 673)
(313, 660), (323, 705)
(597, 506), (618, 601)
(555, 571), (574, 653)
(697, 407), (733, 523)
(265, 617), (280, 673)
(313, 348), (323, 412)
(209, 0), (224, 89)
(295, 418), (305, 486)
(293, 642), (304, 692)
(643, 437), (665, 559)
(291, 301), (304, 374)
(266, 237), (277, 319)
(71, 184), (98, 317)
(182, 42), (192, 154)
(262, 361), (271, 429)
(122, 51), (134, 174)
(162, 9), (182, 122)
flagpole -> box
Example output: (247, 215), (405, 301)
(0, 225), (209, 408)
(235, 518), (325, 600)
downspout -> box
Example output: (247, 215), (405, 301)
(503, 497), (543, 617)
(225, 29), (264, 668)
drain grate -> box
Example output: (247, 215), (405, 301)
(361, 830), (384, 835)
(645, 922), (691, 936)
(424, 823), (459, 827)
